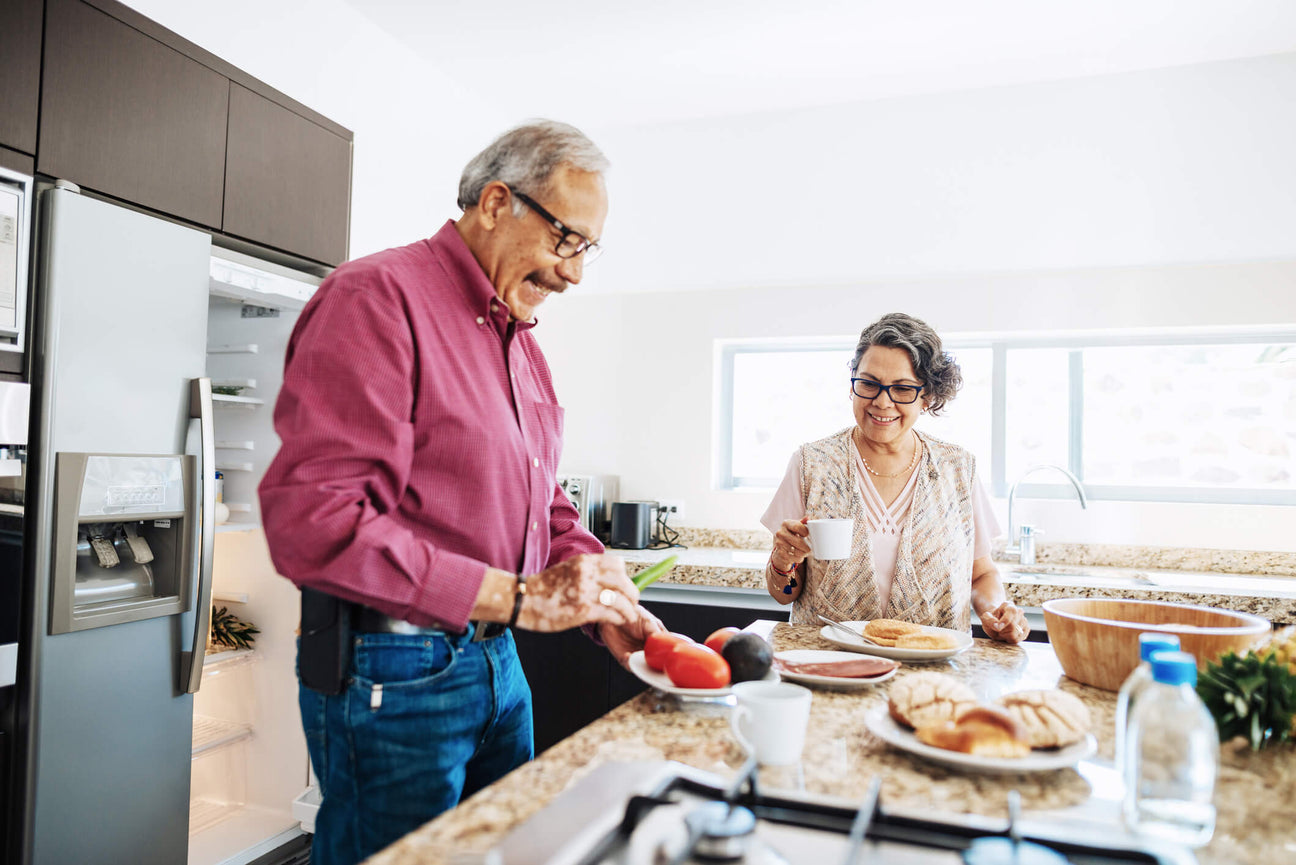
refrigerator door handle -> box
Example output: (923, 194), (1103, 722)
(181, 376), (216, 693)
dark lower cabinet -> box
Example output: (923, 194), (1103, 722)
(223, 84), (352, 266)
(515, 601), (790, 753)
(0, 0), (42, 157)
(39, 0), (230, 228)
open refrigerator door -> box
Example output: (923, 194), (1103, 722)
(190, 247), (323, 865)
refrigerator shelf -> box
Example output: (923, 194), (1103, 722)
(192, 716), (253, 757)
(189, 798), (243, 835)
(216, 462), (255, 472)
(203, 647), (257, 672)
(212, 393), (265, 407)
(216, 519), (263, 534)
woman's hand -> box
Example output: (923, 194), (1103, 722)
(970, 556), (1029, 643)
(980, 600), (1030, 644)
(772, 518), (810, 572)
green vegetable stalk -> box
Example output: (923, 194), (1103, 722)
(631, 555), (678, 590)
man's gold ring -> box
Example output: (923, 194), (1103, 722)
(598, 588), (617, 607)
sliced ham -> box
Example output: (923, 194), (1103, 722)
(774, 656), (900, 678)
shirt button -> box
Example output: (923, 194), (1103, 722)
(476, 316), (485, 325)
(532, 457), (539, 467)
(531, 522), (538, 531)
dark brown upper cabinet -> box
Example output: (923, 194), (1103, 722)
(223, 83), (353, 266)
(37, 0), (229, 228)
(0, 0), (44, 157)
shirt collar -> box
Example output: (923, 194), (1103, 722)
(428, 220), (539, 333)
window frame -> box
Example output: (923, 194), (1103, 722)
(718, 325), (1296, 505)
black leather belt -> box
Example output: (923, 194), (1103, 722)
(351, 605), (506, 642)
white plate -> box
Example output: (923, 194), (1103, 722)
(818, 621), (973, 661)
(627, 651), (777, 698)
(863, 706), (1097, 774)
(772, 650), (899, 690)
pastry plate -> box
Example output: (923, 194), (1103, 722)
(627, 651), (777, 698)
(818, 621), (973, 661)
(772, 650), (899, 690)
(863, 706), (1097, 774)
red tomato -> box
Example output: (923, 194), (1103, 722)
(665, 643), (731, 689)
(644, 631), (695, 672)
(704, 626), (743, 655)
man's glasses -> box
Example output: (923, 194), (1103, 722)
(851, 377), (924, 404)
(509, 188), (603, 264)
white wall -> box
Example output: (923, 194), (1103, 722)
(542, 54), (1296, 552)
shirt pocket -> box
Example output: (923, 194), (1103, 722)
(524, 399), (565, 479)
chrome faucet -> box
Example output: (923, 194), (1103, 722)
(1005, 464), (1088, 565)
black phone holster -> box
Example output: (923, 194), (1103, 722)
(299, 587), (353, 695)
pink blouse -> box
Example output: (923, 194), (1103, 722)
(760, 445), (1000, 611)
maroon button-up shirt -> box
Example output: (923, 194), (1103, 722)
(259, 220), (601, 630)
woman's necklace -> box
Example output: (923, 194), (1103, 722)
(858, 431), (922, 479)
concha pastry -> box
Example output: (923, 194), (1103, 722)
(887, 672), (976, 729)
(996, 689), (1092, 748)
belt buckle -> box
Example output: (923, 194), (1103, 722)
(471, 621), (506, 642)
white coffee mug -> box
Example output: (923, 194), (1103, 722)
(730, 681), (812, 766)
(807, 518), (853, 560)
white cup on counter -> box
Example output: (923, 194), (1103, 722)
(730, 681), (812, 766)
(807, 518), (853, 560)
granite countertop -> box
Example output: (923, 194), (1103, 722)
(614, 544), (1296, 624)
(367, 622), (1295, 865)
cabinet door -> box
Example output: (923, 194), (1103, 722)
(513, 628), (612, 754)
(224, 84), (352, 266)
(38, 0), (228, 228)
(0, 0), (42, 156)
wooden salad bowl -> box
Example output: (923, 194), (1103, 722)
(1042, 597), (1271, 691)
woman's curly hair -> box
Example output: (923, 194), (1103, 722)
(849, 313), (962, 415)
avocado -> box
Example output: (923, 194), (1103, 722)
(721, 633), (773, 683)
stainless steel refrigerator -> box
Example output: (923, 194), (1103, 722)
(12, 180), (322, 865)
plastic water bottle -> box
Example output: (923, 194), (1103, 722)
(1114, 633), (1181, 775)
(1122, 650), (1218, 847)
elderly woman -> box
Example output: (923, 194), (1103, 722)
(760, 312), (1028, 643)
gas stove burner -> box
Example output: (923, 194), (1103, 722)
(686, 802), (756, 861)
(488, 762), (1196, 865)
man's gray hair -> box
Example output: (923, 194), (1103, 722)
(457, 119), (610, 213)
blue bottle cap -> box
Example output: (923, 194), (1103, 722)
(1149, 650), (1197, 687)
(1138, 632), (1181, 661)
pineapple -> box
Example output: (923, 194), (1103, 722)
(1197, 631), (1296, 750)
(209, 605), (261, 651)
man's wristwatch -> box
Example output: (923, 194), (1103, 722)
(507, 573), (528, 628)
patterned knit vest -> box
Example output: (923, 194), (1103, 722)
(792, 427), (975, 631)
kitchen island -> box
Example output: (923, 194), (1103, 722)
(366, 622), (1294, 865)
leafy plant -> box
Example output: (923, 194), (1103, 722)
(210, 605), (260, 651)
(1197, 647), (1296, 750)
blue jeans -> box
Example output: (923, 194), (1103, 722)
(298, 628), (533, 865)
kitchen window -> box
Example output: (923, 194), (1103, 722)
(717, 327), (1296, 505)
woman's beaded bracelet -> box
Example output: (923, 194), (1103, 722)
(770, 559), (797, 578)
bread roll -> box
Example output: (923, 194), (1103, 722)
(997, 689), (1091, 748)
(887, 672), (976, 729)
(915, 705), (1031, 758)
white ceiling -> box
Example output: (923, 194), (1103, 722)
(342, 0), (1296, 128)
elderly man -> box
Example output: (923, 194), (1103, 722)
(259, 120), (661, 865)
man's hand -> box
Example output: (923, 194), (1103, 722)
(599, 605), (666, 668)
(517, 553), (640, 632)
(980, 600), (1030, 644)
